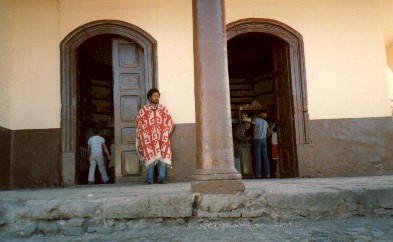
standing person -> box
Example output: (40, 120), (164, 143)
(252, 111), (271, 178)
(233, 117), (252, 172)
(136, 88), (174, 185)
(87, 128), (110, 184)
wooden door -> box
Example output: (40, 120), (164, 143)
(273, 44), (298, 178)
(112, 38), (146, 180)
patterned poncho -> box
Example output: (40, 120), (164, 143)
(135, 104), (174, 167)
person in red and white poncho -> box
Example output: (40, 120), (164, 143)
(135, 88), (174, 185)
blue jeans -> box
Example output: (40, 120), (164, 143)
(254, 139), (270, 177)
(147, 161), (166, 183)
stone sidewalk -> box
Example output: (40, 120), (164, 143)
(0, 176), (393, 237)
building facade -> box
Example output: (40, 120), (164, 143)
(1, 0), (393, 189)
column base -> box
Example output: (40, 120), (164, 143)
(191, 179), (245, 194)
(191, 169), (245, 194)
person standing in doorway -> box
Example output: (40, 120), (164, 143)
(136, 88), (175, 185)
(233, 117), (252, 172)
(87, 128), (110, 184)
(252, 110), (271, 178)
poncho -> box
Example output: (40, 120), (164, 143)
(135, 104), (174, 167)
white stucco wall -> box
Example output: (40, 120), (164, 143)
(1, 0), (392, 129)
(386, 42), (393, 113)
(0, 0), (12, 128)
(227, 0), (392, 120)
(2, 0), (60, 130)
(381, 0), (393, 46)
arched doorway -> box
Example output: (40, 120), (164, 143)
(227, 19), (310, 178)
(60, 20), (157, 186)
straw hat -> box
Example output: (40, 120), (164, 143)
(242, 117), (252, 123)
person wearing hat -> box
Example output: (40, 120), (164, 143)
(233, 116), (252, 173)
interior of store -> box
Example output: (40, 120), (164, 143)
(76, 34), (115, 184)
(228, 32), (288, 178)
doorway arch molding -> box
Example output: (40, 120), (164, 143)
(60, 20), (157, 185)
(226, 18), (310, 145)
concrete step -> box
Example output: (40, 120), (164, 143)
(0, 176), (392, 238)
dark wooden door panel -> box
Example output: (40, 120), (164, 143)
(120, 96), (140, 124)
(121, 151), (141, 175)
(113, 38), (145, 178)
(273, 44), (298, 178)
(278, 147), (296, 176)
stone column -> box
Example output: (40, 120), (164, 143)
(191, 0), (245, 193)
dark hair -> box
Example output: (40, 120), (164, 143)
(93, 128), (101, 135)
(147, 88), (160, 100)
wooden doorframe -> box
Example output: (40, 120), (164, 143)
(60, 20), (157, 186)
(226, 18), (311, 176)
